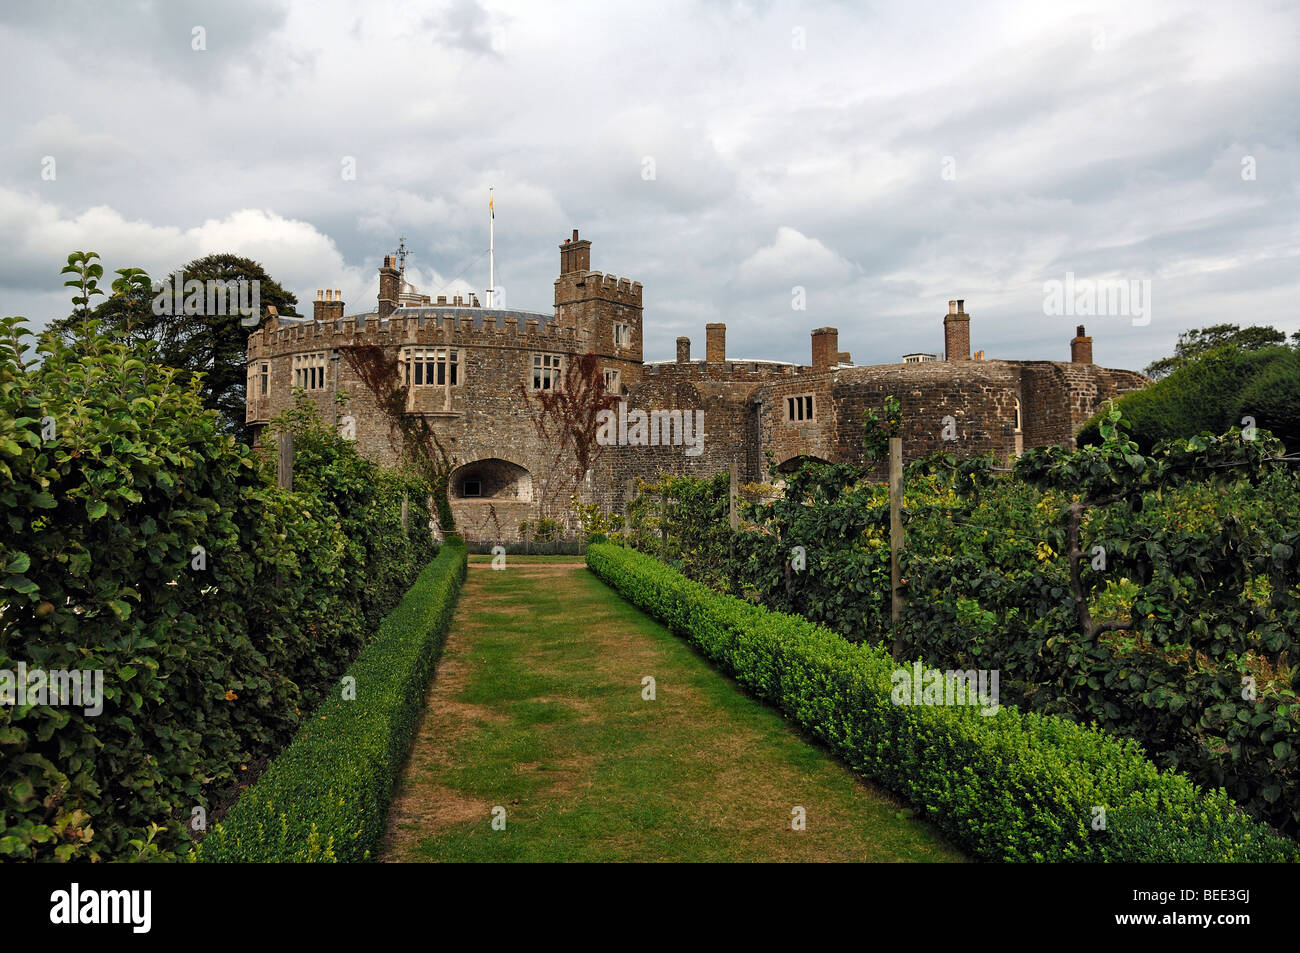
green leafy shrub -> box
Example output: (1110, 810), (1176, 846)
(631, 403), (1300, 836)
(1077, 346), (1299, 451)
(1238, 356), (1300, 451)
(0, 254), (437, 861)
(585, 543), (1296, 862)
(195, 539), (467, 862)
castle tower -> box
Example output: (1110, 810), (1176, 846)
(553, 229), (643, 362)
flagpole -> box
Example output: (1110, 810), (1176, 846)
(488, 187), (494, 308)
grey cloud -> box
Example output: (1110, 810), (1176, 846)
(422, 0), (499, 56)
(0, 0), (295, 88)
(0, 0), (1297, 370)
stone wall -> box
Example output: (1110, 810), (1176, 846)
(757, 359), (1147, 479)
(246, 239), (1149, 544)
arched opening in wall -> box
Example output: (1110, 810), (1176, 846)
(449, 459), (533, 502)
(775, 454), (831, 475)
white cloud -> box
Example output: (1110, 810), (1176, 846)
(0, 0), (1295, 370)
(736, 227), (854, 286)
(0, 192), (368, 323)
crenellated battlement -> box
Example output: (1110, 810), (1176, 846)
(247, 307), (595, 360)
(553, 269), (643, 309)
(245, 230), (1150, 545)
(600, 272), (642, 297)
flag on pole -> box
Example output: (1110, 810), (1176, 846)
(489, 192), (494, 217)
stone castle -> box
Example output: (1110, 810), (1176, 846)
(245, 230), (1147, 540)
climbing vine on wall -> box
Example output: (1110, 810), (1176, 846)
(515, 350), (618, 529)
(339, 343), (455, 531)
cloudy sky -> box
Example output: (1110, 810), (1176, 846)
(1, 0), (1296, 371)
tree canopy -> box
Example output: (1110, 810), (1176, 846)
(1080, 344), (1300, 452)
(49, 253), (300, 439)
(1143, 323), (1288, 380)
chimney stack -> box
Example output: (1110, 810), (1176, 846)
(1071, 325), (1093, 364)
(378, 256), (401, 319)
(313, 289), (345, 322)
(559, 228), (592, 275)
(705, 323), (726, 364)
(811, 327), (839, 371)
(676, 336), (691, 364)
(944, 299), (971, 361)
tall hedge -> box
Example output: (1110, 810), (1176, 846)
(1077, 346), (1299, 451)
(587, 543), (1296, 862)
(0, 309), (436, 861)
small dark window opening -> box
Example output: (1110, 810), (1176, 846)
(462, 478), (482, 497)
(787, 395), (814, 422)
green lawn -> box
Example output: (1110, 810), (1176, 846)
(379, 559), (964, 862)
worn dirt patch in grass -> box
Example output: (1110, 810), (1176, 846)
(377, 590), (504, 859)
(378, 568), (591, 860)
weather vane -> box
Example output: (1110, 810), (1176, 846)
(395, 236), (409, 276)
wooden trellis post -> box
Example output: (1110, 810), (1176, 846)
(729, 459), (739, 532)
(728, 459), (740, 584)
(660, 490), (669, 558)
(889, 436), (905, 657)
(277, 432), (293, 491)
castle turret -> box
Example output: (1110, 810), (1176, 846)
(553, 229), (643, 361)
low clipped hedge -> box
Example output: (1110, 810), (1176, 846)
(586, 543), (1296, 862)
(195, 538), (468, 862)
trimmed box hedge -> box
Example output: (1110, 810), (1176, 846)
(195, 538), (468, 862)
(586, 543), (1296, 862)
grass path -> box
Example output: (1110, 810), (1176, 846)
(378, 557), (964, 862)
